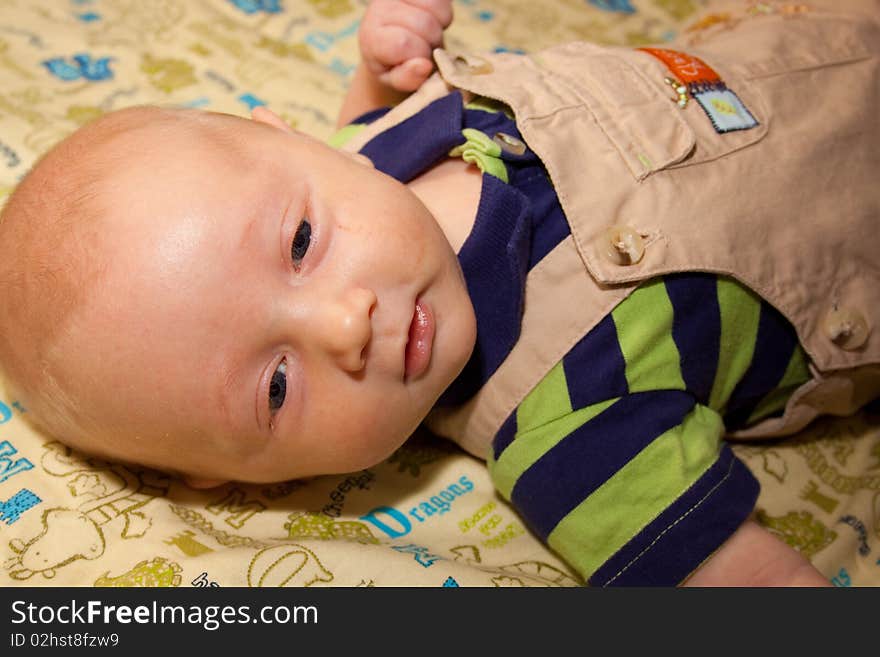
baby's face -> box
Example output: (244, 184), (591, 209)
(52, 109), (476, 484)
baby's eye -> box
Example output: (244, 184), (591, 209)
(269, 360), (287, 413)
(291, 218), (311, 269)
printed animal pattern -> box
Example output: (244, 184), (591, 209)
(285, 512), (379, 543)
(1, 0), (879, 586)
(94, 557), (183, 587)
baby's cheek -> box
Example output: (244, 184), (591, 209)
(342, 405), (416, 469)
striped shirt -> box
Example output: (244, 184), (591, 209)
(336, 92), (811, 586)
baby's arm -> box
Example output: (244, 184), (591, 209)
(684, 519), (830, 587)
(338, 0), (453, 127)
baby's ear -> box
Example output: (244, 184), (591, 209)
(251, 106), (293, 134)
(183, 476), (229, 490)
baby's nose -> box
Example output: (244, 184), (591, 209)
(315, 287), (376, 372)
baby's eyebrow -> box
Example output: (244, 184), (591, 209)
(216, 357), (254, 433)
(237, 211), (264, 251)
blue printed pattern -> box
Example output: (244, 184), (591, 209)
(360, 476), (477, 538)
(588, 0), (636, 13)
(0, 439), (34, 484)
(227, 0), (283, 15)
(238, 93), (267, 110)
(0, 406), (41, 527)
(0, 489), (41, 525)
(43, 54), (113, 81)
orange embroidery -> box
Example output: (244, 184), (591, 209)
(637, 47), (721, 86)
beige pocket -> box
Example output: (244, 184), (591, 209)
(535, 44), (771, 179)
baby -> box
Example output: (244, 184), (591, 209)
(1, 0), (877, 587)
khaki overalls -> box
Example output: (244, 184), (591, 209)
(342, 1), (880, 459)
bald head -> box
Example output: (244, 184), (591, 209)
(0, 105), (246, 454)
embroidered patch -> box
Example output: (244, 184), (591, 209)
(692, 87), (758, 133)
(637, 47), (758, 133)
(638, 47), (721, 85)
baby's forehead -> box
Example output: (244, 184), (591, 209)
(6, 112), (240, 301)
(0, 108), (258, 451)
(94, 108), (246, 165)
(87, 114), (260, 212)
(57, 107), (256, 188)
(22, 106), (294, 293)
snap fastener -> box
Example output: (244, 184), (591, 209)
(604, 225), (645, 266)
(493, 132), (526, 156)
(454, 54), (494, 75)
(823, 306), (869, 350)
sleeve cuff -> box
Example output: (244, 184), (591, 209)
(589, 445), (759, 587)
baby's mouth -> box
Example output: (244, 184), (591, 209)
(404, 299), (434, 382)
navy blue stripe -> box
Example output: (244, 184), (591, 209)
(563, 315), (629, 410)
(462, 106), (568, 267)
(436, 176), (532, 406)
(463, 106), (522, 140)
(723, 300), (798, 429)
(519, 172), (570, 268)
(492, 410), (518, 461)
(589, 446), (759, 586)
(664, 274), (721, 405)
(511, 390), (697, 541)
(360, 92), (464, 182)
(351, 106), (392, 125)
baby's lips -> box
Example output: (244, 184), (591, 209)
(404, 299), (435, 381)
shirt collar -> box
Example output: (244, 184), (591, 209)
(358, 92), (532, 407)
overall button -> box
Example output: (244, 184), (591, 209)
(493, 132), (527, 156)
(454, 54), (494, 75)
(604, 225), (645, 266)
(823, 306), (869, 350)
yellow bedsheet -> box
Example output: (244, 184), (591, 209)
(1, 0), (878, 587)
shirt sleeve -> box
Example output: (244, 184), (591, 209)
(487, 274), (808, 586)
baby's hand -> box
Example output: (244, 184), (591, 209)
(359, 0), (453, 92)
(683, 519), (830, 587)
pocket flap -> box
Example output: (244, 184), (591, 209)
(435, 44), (697, 181)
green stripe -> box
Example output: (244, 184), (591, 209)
(489, 398), (618, 500)
(745, 345), (810, 424)
(517, 361), (572, 434)
(708, 278), (761, 411)
(327, 123), (366, 148)
(465, 97), (514, 119)
(546, 403), (724, 581)
(612, 280), (685, 393)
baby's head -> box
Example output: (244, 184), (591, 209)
(0, 105), (476, 486)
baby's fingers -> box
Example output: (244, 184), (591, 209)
(384, 0), (448, 47)
(404, 0), (454, 31)
(378, 57), (434, 92)
(363, 24), (433, 75)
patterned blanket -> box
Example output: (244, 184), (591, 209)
(0, 0), (877, 587)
